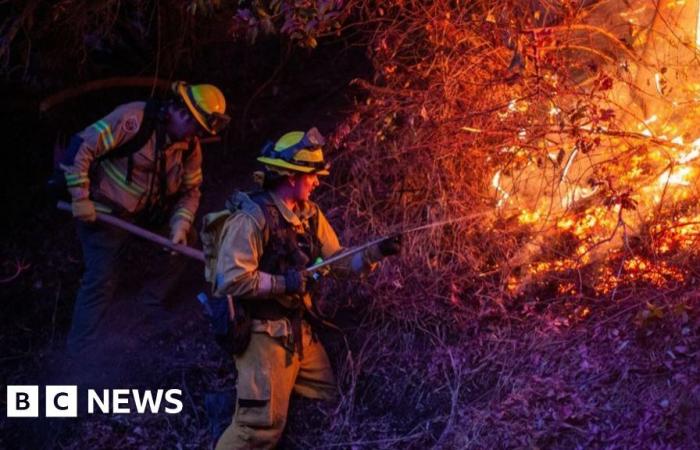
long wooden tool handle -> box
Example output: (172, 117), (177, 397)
(57, 201), (205, 262)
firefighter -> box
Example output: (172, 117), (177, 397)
(63, 81), (230, 354)
(212, 127), (401, 449)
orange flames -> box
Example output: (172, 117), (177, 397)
(498, 128), (700, 295)
(483, 0), (700, 296)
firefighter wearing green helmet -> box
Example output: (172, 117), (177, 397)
(61, 81), (230, 355)
(210, 127), (401, 449)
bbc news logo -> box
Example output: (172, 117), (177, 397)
(6, 386), (183, 417)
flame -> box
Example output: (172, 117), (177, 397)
(657, 166), (695, 187)
(595, 257), (685, 295)
(518, 209), (541, 225)
(492, 170), (510, 207)
(651, 214), (700, 254)
(495, 126), (700, 294)
(678, 137), (700, 163)
(655, 73), (666, 95)
(488, 8), (700, 297)
(697, 0), (700, 48)
(643, 115), (658, 125)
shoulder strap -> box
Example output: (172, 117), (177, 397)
(97, 100), (160, 162)
(154, 120), (168, 198)
(182, 136), (197, 162)
(96, 100), (162, 183)
(225, 190), (272, 245)
(249, 192), (276, 247)
(307, 203), (321, 235)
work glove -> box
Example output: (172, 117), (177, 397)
(170, 220), (190, 246)
(378, 233), (402, 257)
(71, 198), (97, 223)
(284, 269), (310, 295)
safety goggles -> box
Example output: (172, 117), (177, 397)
(203, 111), (231, 134)
(182, 85), (231, 134)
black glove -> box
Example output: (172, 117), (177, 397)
(378, 234), (402, 257)
(284, 269), (309, 295)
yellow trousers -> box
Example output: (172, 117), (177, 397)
(215, 321), (336, 449)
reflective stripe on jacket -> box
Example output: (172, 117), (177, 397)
(62, 101), (202, 230)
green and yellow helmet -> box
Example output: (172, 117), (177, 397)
(257, 127), (330, 175)
(172, 81), (230, 135)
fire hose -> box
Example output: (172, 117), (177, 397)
(304, 212), (489, 273)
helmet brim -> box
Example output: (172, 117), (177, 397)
(257, 156), (330, 176)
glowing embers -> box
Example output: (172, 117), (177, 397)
(650, 215), (700, 254)
(517, 209), (542, 225)
(557, 206), (618, 248)
(510, 205), (694, 296)
(594, 256), (686, 295)
(498, 99), (530, 120)
(523, 207), (617, 283)
(518, 253), (687, 297)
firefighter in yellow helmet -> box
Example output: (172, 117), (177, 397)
(211, 127), (401, 449)
(62, 81), (230, 354)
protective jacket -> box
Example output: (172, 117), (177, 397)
(213, 191), (381, 306)
(62, 101), (203, 231)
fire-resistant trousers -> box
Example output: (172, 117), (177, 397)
(215, 323), (337, 450)
(66, 220), (193, 354)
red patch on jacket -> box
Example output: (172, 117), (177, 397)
(122, 116), (140, 133)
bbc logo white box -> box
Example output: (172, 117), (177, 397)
(46, 385), (78, 417)
(6, 385), (39, 417)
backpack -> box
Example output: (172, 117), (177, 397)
(200, 191), (270, 291)
(201, 209), (238, 289)
(199, 191), (269, 356)
(47, 100), (162, 202)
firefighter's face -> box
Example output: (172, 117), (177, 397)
(292, 173), (319, 202)
(166, 105), (199, 140)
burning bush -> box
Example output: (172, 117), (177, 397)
(329, 0), (700, 304)
(287, 0), (700, 447)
